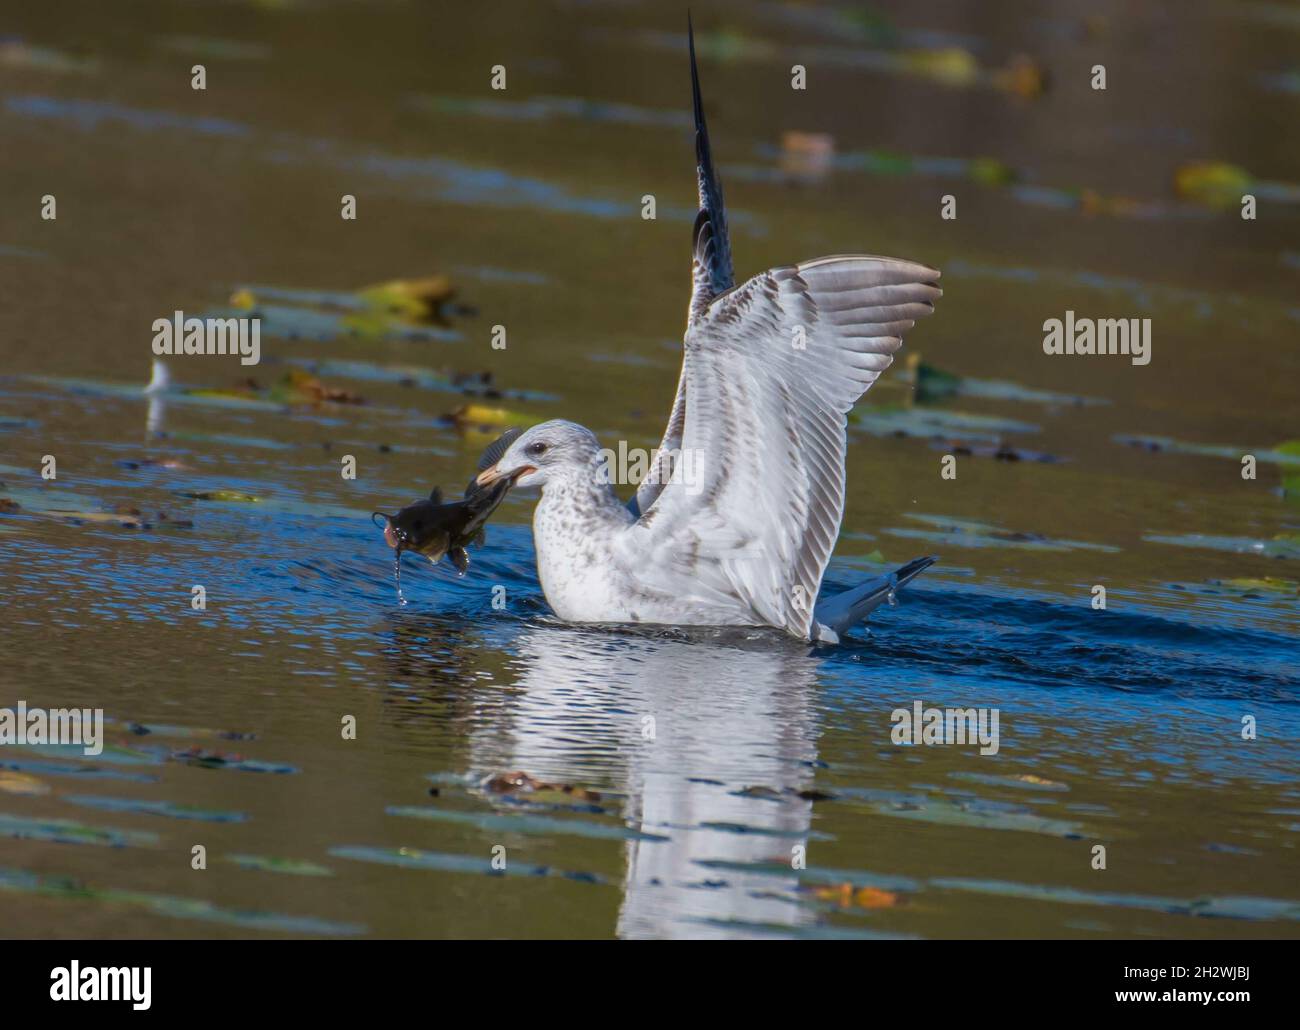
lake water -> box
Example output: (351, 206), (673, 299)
(1, 0), (1297, 939)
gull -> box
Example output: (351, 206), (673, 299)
(476, 20), (941, 644)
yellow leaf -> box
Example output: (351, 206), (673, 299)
(357, 276), (456, 323)
(447, 404), (532, 432)
(0, 772), (50, 795)
(902, 48), (979, 86)
(853, 887), (900, 909)
(1017, 774), (1065, 788)
(1174, 161), (1253, 209)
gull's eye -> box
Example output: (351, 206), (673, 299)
(526, 441), (548, 458)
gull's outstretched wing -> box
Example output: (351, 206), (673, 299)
(631, 16), (732, 517)
(619, 255), (941, 637)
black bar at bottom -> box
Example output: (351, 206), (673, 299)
(0, 940), (1284, 1016)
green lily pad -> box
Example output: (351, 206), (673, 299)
(227, 854), (333, 876)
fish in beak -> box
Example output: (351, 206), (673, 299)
(372, 429), (525, 599)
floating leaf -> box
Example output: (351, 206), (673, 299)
(227, 854), (333, 876)
(1211, 577), (1299, 596)
(969, 156), (1018, 186)
(266, 369), (364, 406)
(779, 131), (835, 183)
(900, 47), (980, 86)
(0, 39), (98, 74)
(837, 788), (1089, 838)
(909, 356), (963, 401)
(1175, 161), (1254, 209)
(1145, 533), (1300, 560)
(888, 514), (1118, 553)
(356, 275), (464, 325)
(1114, 434), (1300, 467)
(332, 844), (607, 884)
(410, 92), (691, 130)
(694, 858), (920, 893)
(157, 36), (271, 62)
(41, 508), (148, 528)
(903, 354), (1104, 407)
(388, 805), (665, 842)
(952, 771), (1069, 792)
(179, 489), (260, 503)
(934, 876), (1300, 921)
(115, 458), (190, 471)
(0, 812), (158, 848)
(165, 747), (296, 773)
(64, 794), (248, 823)
(0, 756), (156, 783)
(212, 299), (459, 344)
(947, 441), (1064, 463)
(446, 404), (534, 433)
(809, 883), (902, 909)
(17, 743), (160, 766)
(0, 772), (49, 796)
(283, 357), (550, 402)
(112, 719), (255, 741)
(854, 406), (1039, 443)
(991, 54), (1048, 98)
(0, 865), (363, 934)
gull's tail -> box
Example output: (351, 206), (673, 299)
(811, 556), (936, 644)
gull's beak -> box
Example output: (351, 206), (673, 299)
(475, 464), (505, 488)
(475, 463), (534, 488)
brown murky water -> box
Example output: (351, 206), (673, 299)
(1, 0), (1297, 939)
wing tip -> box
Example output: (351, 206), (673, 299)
(688, 12), (704, 133)
(798, 253), (943, 284)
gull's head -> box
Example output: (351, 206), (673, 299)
(475, 419), (603, 492)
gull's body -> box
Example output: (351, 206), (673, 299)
(479, 23), (941, 643)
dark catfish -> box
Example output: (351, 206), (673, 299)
(372, 427), (520, 575)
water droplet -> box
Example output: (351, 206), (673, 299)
(393, 554), (407, 606)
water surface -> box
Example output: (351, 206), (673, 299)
(1, 0), (1297, 939)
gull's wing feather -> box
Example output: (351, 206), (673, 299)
(631, 15), (731, 518)
(620, 255), (941, 637)
(686, 14), (733, 324)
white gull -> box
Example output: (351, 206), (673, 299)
(476, 22), (941, 644)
